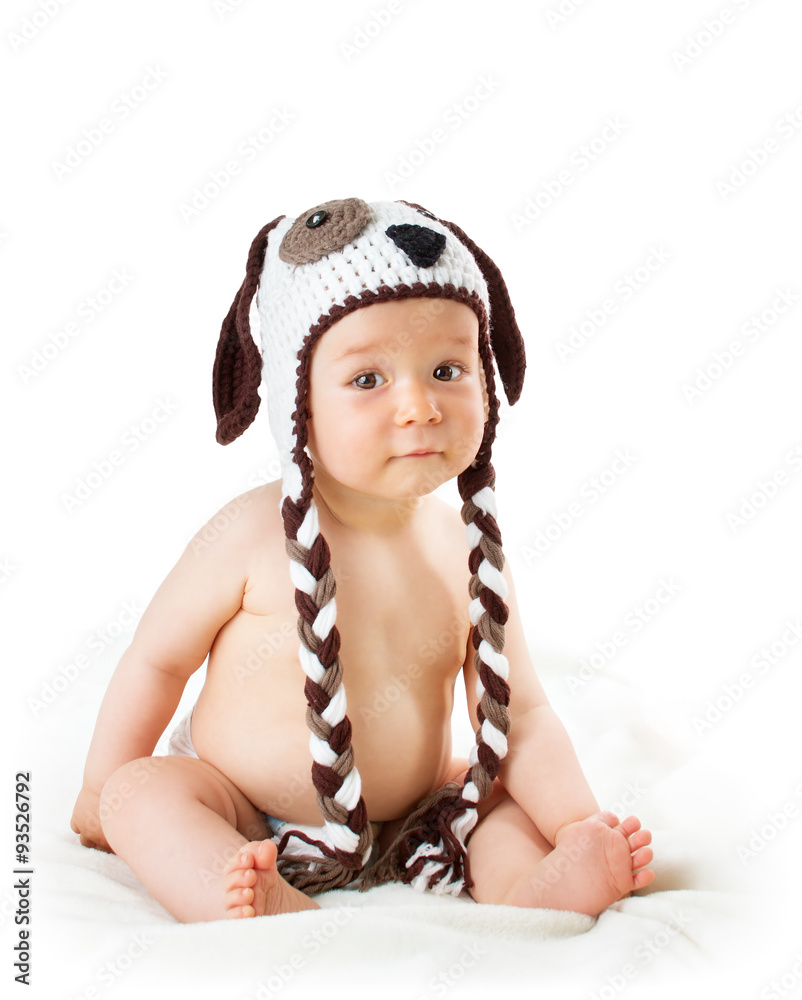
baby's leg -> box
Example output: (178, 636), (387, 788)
(467, 794), (654, 917)
(99, 755), (319, 922)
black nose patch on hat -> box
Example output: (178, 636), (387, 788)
(385, 224), (446, 268)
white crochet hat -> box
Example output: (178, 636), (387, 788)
(212, 197), (526, 896)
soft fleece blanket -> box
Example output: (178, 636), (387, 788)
(22, 639), (793, 1000)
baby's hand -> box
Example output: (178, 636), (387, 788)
(70, 786), (113, 853)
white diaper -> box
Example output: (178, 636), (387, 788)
(167, 707), (198, 758)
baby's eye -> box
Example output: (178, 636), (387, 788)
(433, 364), (464, 381)
(352, 371), (385, 390)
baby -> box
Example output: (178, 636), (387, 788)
(70, 197), (654, 923)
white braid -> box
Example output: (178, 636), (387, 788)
(471, 486), (498, 518)
(478, 639), (509, 679)
(308, 733), (338, 766)
(469, 597), (484, 625)
(320, 686), (347, 726)
(289, 560), (317, 594)
(323, 820), (360, 854)
(312, 599), (337, 639)
(299, 645), (325, 684)
(409, 481), (509, 898)
(296, 503), (319, 548)
(461, 780), (480, 803)
(481, 718), (508, 757)
(287, 494), (369, 860)
(477, 558), (508, 599)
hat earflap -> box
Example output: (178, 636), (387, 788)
(213, 216), (284, 445)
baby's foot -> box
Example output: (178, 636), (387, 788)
(507, 812), (654, 917)
(223, 839), (321, 918)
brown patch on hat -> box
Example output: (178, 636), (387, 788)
(279, 198), (371, 266)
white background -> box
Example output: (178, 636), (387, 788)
(3, 0), (801, 995)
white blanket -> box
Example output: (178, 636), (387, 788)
(21, 641), (793, 1000)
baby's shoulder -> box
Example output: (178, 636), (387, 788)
(193, 479), (286, 559)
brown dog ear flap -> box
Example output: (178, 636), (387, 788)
(212, 216), (284, 444)
(439, 218), (526, 405)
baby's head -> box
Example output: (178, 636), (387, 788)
(212, 197), (526, 896)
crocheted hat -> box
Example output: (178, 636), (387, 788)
(212, 197), (526, 896)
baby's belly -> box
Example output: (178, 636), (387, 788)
(189, 607), (459, 825)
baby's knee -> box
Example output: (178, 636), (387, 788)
(99, 756), (171, 832)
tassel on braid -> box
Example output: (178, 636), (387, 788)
(277, 489), (375, 894)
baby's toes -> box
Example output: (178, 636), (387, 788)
(628, 828), (652, 852)
(618, 815), (643, 838)
(226, 863), (256, 893)
(631, 846), (653, 871)
(224, 870), (257, 916)
(632, 867), (655, 890)
(596, 811), (621, 829)
(250, 839), (278, 871)
(225, 897), (256, 919)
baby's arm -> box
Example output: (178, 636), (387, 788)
(70, 494), (254, 850)
(463, 562), (600, 845)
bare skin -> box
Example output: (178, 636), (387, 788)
(71, 299), (654, 922)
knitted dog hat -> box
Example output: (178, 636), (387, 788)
(212, 197), (525, 896)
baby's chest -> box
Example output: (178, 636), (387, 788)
(240, 547), (472, 683)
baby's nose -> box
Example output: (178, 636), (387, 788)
(385, 224), (446, 268)
(395, 382), (442, 424)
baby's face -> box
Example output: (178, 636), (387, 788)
(306, 297), (486, 503)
